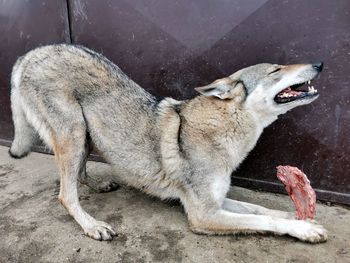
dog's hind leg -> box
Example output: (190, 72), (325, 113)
(223, 198), (294, 219)
(78, 143), (120, 193)
(45, 102), (116, 241)
(54, 131), (116, 240)
(79, 165), (120, 193)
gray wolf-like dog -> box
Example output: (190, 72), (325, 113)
(9, 44), (327, 243)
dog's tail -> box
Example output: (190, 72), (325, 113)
(8, 57), (38, 159)
(158, 98), (186, 177)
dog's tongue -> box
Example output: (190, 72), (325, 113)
(276, 165), (316, 220)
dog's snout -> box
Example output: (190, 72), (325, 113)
(312, 62), (324, 72)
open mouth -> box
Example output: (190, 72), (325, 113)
(274, 80), (319, 104)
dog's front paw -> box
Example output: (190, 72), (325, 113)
(84, 221), (117, 241)
(288, 220), (327, 243)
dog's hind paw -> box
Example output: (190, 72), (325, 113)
(84, 221), (117, 241)
(95, 181), (120, 193)
(288, 220), (328, 243)
(79, 174), (120, 193)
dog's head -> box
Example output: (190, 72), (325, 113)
(195, 62), (323, 124)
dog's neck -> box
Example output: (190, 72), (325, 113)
(250, 110), (279, 129)
(175, 96), (267, 170)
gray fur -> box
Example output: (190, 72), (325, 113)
(9, 44), (327, 243)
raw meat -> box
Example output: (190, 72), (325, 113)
(276, 165), (316, 220)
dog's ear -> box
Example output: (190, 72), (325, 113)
(195, 77), (246, 101)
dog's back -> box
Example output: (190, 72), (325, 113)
(9, 44), (161, 178)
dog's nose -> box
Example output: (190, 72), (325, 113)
(312, 62), (324, 72)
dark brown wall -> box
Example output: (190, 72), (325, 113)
(0, 0), (349, 204)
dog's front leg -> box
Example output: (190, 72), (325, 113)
(187, 208), (327, 243)
(223, 198), (294, 219)
(181, 171), (324, 243)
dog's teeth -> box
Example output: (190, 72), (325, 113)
(280, 92), (290, 98)
(308, 80), (311, 84)
(308, 86), (318, 94)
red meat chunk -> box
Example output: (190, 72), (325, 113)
(276, 165), (316, 220)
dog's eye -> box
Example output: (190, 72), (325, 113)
(268, 68), (281, 75)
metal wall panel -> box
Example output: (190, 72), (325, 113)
(0, 0), (348, 204)
(69, 0), (350, 204)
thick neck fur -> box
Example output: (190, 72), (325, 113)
(178, 96), (266, 170)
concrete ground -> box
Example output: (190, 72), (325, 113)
(0, 145), (349, 263)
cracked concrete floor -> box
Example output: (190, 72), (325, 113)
(0, 145), (349, 263)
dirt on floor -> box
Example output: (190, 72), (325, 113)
(0, 145), (349, 263)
